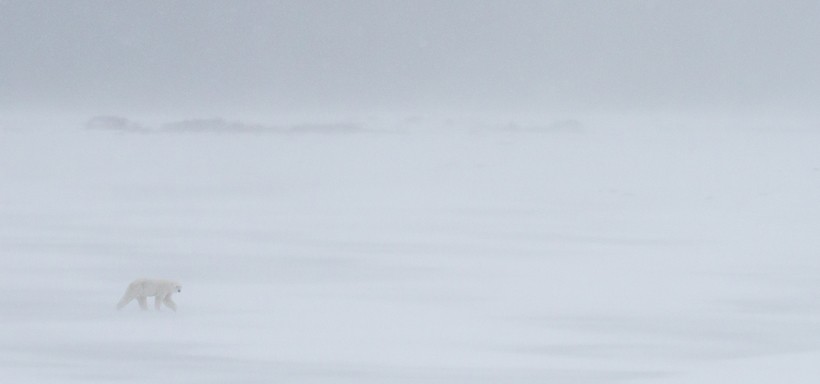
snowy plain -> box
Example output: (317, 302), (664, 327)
(2, 115), (820, 383)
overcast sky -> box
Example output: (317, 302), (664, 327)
(2, 0), (819, 115)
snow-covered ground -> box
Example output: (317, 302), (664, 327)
(2, 116), (820, 382)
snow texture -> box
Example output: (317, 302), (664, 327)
(2, 116), (820, 383)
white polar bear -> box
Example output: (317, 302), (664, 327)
(117, 278), (181, 311)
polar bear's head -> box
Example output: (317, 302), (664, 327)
(175, 284), (182, 293)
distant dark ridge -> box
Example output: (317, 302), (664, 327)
(288, 123), (363, 134)
(471, 119), (585, 134)
(160, 118), (282, 133)
(160, 118), (365, 134)
(85, 115), (585, 135)
(85, 116), (150, 132)
(84, 116), (366, 134)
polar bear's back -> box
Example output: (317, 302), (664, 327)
(128, 278), (179, 297)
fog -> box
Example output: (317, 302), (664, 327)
(3, 1), (820, 384)
(3, 1), (820, 115)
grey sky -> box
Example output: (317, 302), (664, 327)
(2, 0), (819, 115)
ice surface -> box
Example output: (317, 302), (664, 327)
(2, 117), (820, 382)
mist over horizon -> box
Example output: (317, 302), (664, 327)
(6, 2), (820, 383)
(3, 1), (820, 118)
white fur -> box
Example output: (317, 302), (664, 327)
(117, 278), (181, 311)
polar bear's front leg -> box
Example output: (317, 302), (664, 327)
(137, 297), (148, 310)
(163, 295), (177, 312)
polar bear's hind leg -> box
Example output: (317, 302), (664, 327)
(137, 297), (148, 310)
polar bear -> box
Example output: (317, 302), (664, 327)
(117, 278), (181, 311)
